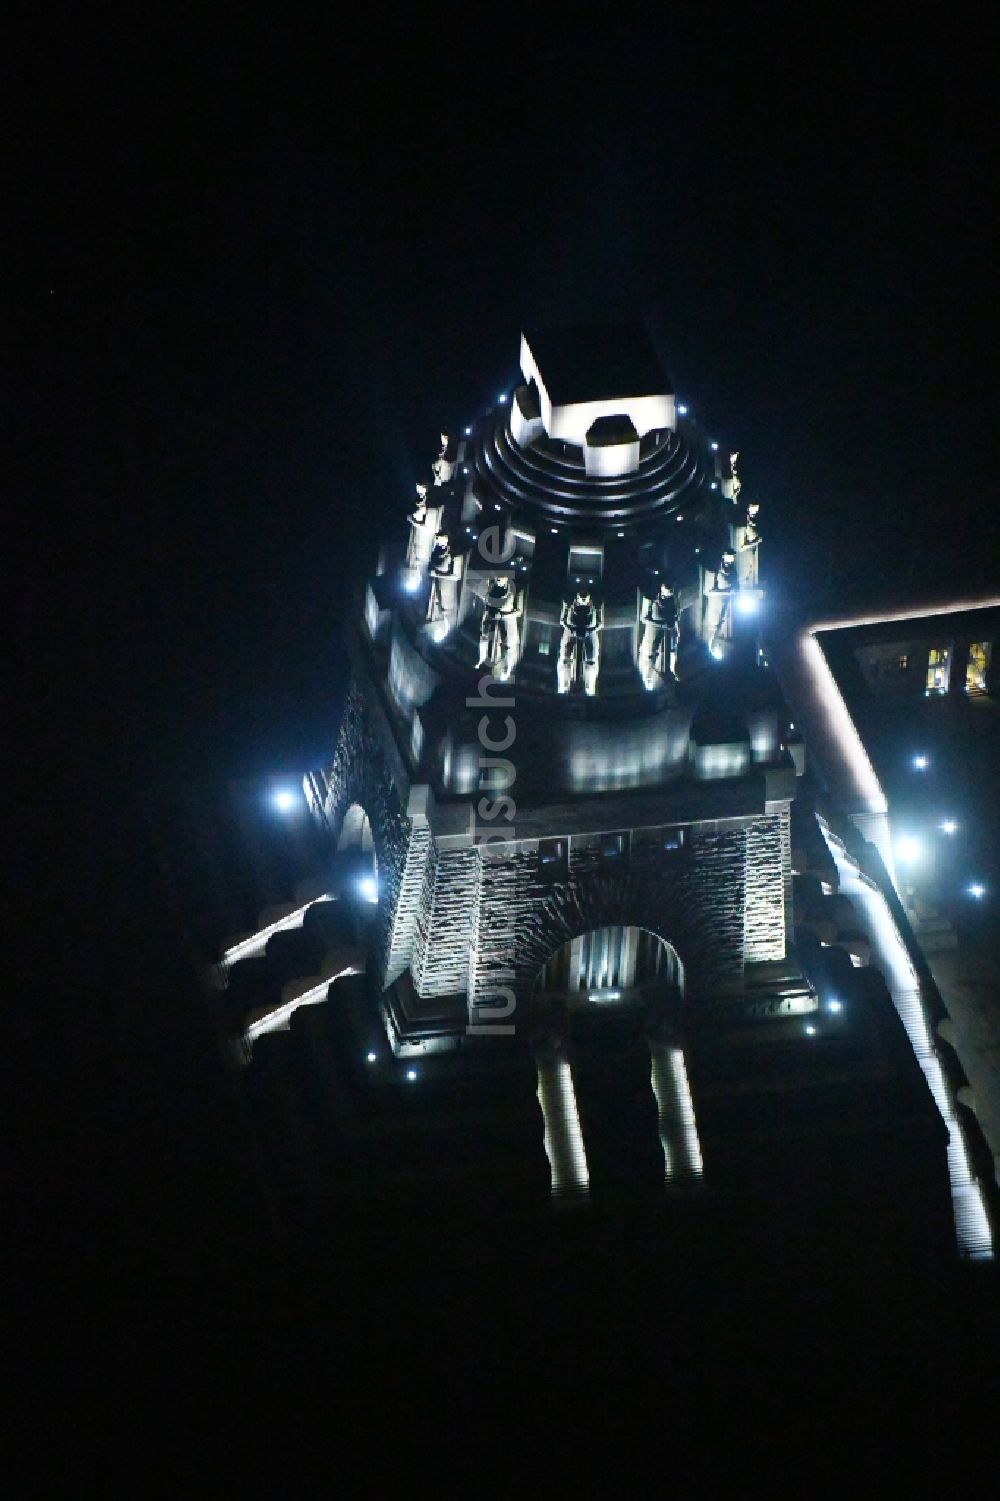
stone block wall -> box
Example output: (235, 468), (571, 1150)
(316, 675), (793, 1014)
(743, 809), (791, 963)
(410, 845), (480, 997)
(314, 676), (413, 985)
(472, 824), (750, 1008)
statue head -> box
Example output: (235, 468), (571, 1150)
(434, 530), (449, 549)
(575, 587), (592, 605)
(747, 502), (760, 519)
(415, 482), (428, 503)
(439, 433), (449, 454)
(722, 550), (736, 566)
(490, 574), (510, 595)
(658, 580), (674, 599)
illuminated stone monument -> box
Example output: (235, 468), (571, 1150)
(214, 324), (983, 1258)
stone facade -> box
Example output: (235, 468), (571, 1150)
(743, 808), (791, 963)
(314, 672), (794, 1026)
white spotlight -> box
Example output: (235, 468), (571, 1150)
(366, 1051), (377, 1064)
(271, 789), (298, 813)
(894, 835), (923, 866)
(912, 754), (929, 770)
(677, 403), (688, 415)
(826, 999), (843, 1014)
(940, 820), (958, 835)
(967, 883), (986, 900)
(358, 876), (378, 904)
(737, 593), (758, 615)
(406, 1068), (418, 1081)
(804, 1024), (817, 1036)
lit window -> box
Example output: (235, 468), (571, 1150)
(897, 654), (908, 672)
(600, 831), (628, 864)
(538, 838), (568, 883)
(662, 827), (687, 855)
(925, 645), (951, 694)
(966, 640), (990, 695)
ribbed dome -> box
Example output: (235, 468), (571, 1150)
(471, 409), (710, 531)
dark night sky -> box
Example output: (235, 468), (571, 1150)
(8, 12), (998, 1480)
(10, 14), (995, 789)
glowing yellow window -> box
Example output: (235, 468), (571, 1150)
(966, 641), (990, 695)
(925, 645), (950, 694)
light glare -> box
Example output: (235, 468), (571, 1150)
(894, 835), (923, 866)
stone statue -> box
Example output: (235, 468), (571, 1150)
(729, 452), (741, 504)
(432, 432), (456, 486)
(427, 531), (456, 624)
(406, 483), (432, 569)
(557, 588), (603, 696)
(639, 580), (679, 689)
(476, 574), (522, 680)
(735, 500), (760, 587)
(707, 550), (737, 655)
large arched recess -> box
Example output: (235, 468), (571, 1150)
(509, 866), (717, 1006)
(336, 801), (379, 901)
(337, 802), (375, 856)
(534, 925), (684, 1005)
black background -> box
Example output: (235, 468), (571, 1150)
(8, 9), (997, 1486)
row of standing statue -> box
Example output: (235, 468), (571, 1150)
(405, 435), (460, 630)
(401, 438), (761, 691)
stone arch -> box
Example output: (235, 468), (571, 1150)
(508, 864), (724, 1005)
(533, 924), (685, 1002)
(318, 677), (427, 983)
(337, 802), (375, 855)
(321, 684), (407, 872)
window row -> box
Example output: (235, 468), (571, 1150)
(863, 640), (992, 696)
(537, 827), (687, 882)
